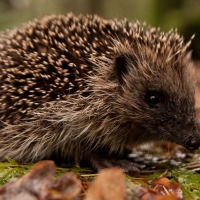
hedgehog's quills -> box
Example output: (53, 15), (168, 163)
(0, 13), (199, 173)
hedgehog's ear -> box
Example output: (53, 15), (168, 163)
(114, 54), (135, 85)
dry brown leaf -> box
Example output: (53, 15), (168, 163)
(84, 168), (126, 200)
(150, 177), (183, 200)
(0, 160), (81, 200)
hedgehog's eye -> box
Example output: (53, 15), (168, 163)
(145, 91), (161, 106)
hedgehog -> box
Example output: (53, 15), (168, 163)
(0, 13), (199, 173)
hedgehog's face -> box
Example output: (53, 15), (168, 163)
(143, 87), (200, 151)
(113, 52), (200, 151)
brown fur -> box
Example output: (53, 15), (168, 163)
(0, 14), (199, 164)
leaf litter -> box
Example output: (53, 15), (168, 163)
(0, 142), (199, 199)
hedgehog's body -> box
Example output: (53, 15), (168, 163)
(0, 14), (199, 172)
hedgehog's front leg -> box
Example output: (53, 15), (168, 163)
(88, 152), (140, 176)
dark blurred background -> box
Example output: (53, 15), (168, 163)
(0, 0), (200, 60)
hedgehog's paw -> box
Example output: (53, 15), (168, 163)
(89, 154), (140, 176)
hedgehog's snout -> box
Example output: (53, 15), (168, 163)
(184, 135), (200, 150)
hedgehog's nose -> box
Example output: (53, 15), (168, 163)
(184, 135), (200, 150)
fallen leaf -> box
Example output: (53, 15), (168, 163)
(85, 168), (126, 200)
(0, 160), (81, 200)
(150, 177), (183, 200)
